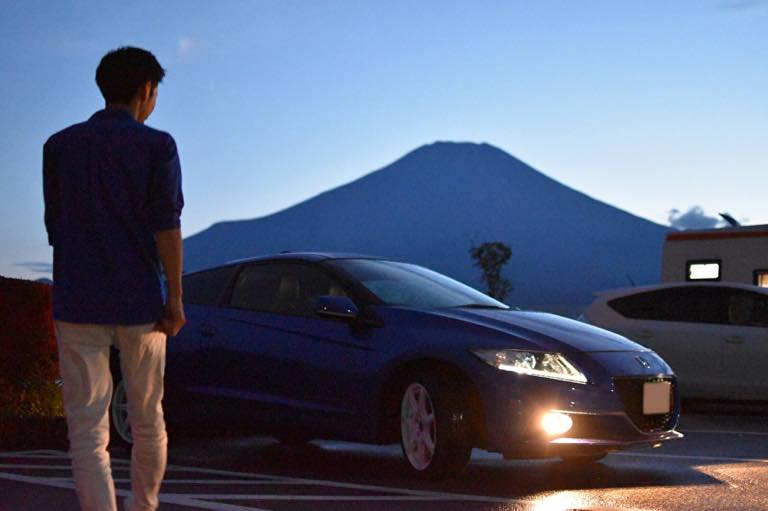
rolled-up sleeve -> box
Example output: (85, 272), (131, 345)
(43, 141), (58, 246)
(147, 133), (184, 232)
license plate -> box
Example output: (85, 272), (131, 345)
(643, 381), (672, 414)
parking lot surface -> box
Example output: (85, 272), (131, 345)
(2, 406), (768, 510)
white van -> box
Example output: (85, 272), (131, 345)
(661, 224), (768, 287)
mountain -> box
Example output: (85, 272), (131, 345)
(183, 142), (668, 314)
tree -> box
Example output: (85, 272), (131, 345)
(469, 242), (512, 302)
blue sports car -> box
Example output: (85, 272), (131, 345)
(110, 253), (682, 479)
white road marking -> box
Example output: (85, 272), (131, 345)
(0, 449), (676, 510)
(0, 453), (62, 459)
(157, 496), (272, 511)
(0, 463), (221, 471)
(44, 477), (277, 484)
(169, 494), (501, 501)
(680, 429), (768, 437)
(126, 479), (279, 484)
(0, 471), (272, 511)
(0, 450), (65, 457)
(0, 464), (76, 469)
(613, 452), (768, 463)
(0, 451), (530, 508)
(162, 462), (533, 504)
(0, 472), (138, 504)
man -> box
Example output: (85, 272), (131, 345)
(43, 47), (185, 511)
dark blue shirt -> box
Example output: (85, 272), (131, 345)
(43, 108), (184, 324)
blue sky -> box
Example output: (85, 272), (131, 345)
(1, 0), (766, 279)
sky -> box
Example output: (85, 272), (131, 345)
(1, 0), (766, 280)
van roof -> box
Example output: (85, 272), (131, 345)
(666, 224), (768, 242)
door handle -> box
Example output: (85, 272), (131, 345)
(200, 325), (218, 337)
(724, 335), (744, 344)
(636, 330), (653, 339)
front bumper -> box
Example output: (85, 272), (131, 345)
(501, 410), (684, 459)
(472, 353), (683, 457)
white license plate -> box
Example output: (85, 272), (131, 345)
(643, 381), (672, 415)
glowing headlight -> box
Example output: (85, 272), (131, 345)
(470, 349), (588, 384)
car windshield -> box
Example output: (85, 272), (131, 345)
(328, 259), (509, 309)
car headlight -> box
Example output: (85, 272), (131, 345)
(470, 349), (588, 384)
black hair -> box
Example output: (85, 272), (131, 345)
(95, 47), (166, 104)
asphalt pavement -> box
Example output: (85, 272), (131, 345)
(2, 404), (768, 511)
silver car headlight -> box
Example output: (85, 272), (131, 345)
(470, 349), (588, 384)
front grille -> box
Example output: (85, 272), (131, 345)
(613, 377), (677, 433)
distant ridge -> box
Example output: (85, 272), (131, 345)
(184, 142), (668, 314)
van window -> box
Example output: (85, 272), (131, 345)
(686, 260), (721, 281)
(754, 270), (768, 288)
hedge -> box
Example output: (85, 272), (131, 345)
(0, 276), (62, 420)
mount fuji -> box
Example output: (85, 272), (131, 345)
(183, 142), (668, 315)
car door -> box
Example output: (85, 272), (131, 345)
(165, 264), (239, 417)
(720, 289), (768, 399)
(201, 261), (375, 436)
(608, 287), (725, 397)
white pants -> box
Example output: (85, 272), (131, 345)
(56, 321), (168, 511)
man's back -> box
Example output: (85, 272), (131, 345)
(45, 46), (185, 511)
(44, 108), (183, 324)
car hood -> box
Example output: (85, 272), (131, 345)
(429, 308), (647, 353)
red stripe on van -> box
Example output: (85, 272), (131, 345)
(667, 231), (768, 242)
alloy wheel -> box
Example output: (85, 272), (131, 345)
(111, 379), (133, 444)
(400, 382), (437, 471)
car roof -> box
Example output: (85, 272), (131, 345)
(185, 252), (386, 275)
(594, 281), (768, 300)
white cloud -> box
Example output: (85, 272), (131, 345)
(668, 206), (726, 230)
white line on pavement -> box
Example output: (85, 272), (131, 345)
(45, 478), (282, 485)
(3, 453), (525, 505)
(0, 464), (75, 469)
(124, 479), (278, 484)
(613, 452), (768, 463)
(680, 429), (768, 437)
(0, 454), (69, 459)
(165, 494), (498, 501)
(0, 472), (273, 511)
(0, 472), (136, 502)
(0, 450), (65, 457)
(162, 463), (532, 504)
(158, 496), (272, 511)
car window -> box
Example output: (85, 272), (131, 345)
(608, 286), (728, 324)
(327, 259), (509, 309)
(726, 290), (768, 327)
(229, 263), (347, 317)
(183, 265), (239, 306)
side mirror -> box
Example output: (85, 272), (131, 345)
(314, 295), (359, 320)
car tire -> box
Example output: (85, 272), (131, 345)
(399, 374), (472, 480)
(110, 376), (133, 446)
(560, 452), (607, 464)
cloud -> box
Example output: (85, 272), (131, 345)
(668, 206), (726, 230)
(14, 262), (53, 274)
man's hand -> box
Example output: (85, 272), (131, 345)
(153, 227), (184, 336)
(156, 297), (186, 336)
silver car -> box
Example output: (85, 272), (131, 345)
(582, 282), (768, 401)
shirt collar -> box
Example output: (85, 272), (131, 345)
(89, 108), (136, 122)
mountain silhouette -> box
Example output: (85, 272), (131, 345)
(183, 142), (667, 314)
